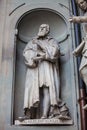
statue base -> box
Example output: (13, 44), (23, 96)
(15, 119), (73, 125)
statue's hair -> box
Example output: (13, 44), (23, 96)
(76, 0), (87, 3)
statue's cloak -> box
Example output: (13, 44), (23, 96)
(23, 36), (60, 109)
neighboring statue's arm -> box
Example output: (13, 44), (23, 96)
(69, 16), (87, 23)
(73, 40), (85, 56)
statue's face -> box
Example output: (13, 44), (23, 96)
(77, 0), (87, 11)
(38, 25), (49, 37)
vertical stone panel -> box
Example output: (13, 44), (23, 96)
(0, 0), (81, 130)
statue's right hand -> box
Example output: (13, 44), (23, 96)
(72, 50), (77, 56)
(72, 51), (75, 55)
(33, 55), (45, 61)
(25, 60), (37, 68)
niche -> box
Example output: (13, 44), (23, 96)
(14, 9), (72, 122)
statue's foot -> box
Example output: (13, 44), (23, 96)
(58, 115), (71, 120)
(18, 116), (30, 122)
(41, 115), (47, 119)
(48, 114), (54, 119)
(83, 104), (87, 110)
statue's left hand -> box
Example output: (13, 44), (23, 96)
(69, 16), (80, 23)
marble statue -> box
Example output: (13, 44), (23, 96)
(69, 0), (87, 110)
(18, 24), (71, 122)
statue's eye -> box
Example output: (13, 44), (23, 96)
(80, 1), (84, 4)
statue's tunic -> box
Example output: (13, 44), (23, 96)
(82, 12), (87, 33)
(23, 36), (60, 109)
(80, 41), (87, 71)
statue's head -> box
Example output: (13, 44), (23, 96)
(38, 24), (50, 37)
(76, 0), (87, 11)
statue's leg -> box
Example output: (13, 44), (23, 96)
(80, 67), (87, 110)
(18, 108), (31, 121)
(41, 87), (50, 119)
(80, 67), (87, 86)
(24, 108), (31, 117)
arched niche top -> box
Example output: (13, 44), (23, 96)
(10, 3), (70, 27)
(17, 9), (69, 43)
(9, 3), (70, 44)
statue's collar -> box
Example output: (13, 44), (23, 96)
(36, 35), (53, 40)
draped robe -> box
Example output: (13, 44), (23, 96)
(23, 36), (60, 110)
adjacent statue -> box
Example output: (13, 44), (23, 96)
(69, 0), (87, 24)
(69, 0), (87, 110)
(73, 34), (87, 110)
(19, 24), (71, 121)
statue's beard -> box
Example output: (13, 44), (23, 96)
(38, 32), (47, 37)
(38, 30), (49, 37)
(80, 4), (87, 11)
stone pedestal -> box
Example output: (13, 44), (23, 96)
(15, 119), (73, 126)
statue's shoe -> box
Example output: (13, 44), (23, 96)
(41, 115), (47, 119)
(48, 114), (54, 119)
(18, 116), (30, 122)
(83, 104), (87, 110)
(58, 115), (71, 120)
